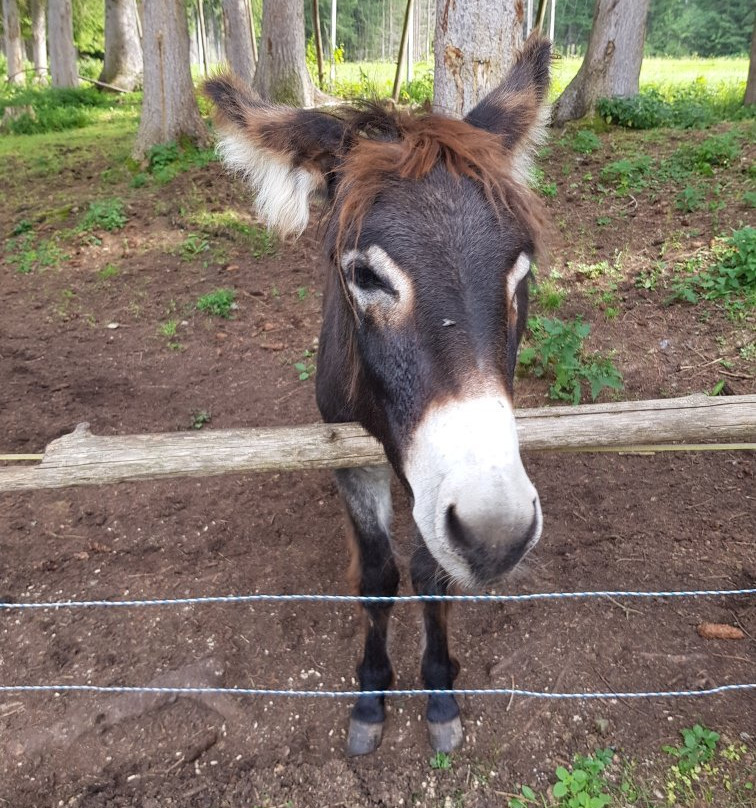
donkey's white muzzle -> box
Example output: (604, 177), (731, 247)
(404, 396), (542, 588)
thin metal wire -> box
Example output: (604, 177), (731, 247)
(1, 587), (754, 610)
(0, 683), (754, 699)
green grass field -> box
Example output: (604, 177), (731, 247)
(331, 55), (749, 100)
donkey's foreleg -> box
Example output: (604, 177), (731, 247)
(335, 466), (399, 756)
(410, 541), (463, 753)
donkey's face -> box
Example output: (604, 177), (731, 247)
(206, 36), (551, 588)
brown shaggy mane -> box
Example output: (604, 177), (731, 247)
(327, 102), (549, 264)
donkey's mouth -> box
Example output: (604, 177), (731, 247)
(445, 499), (542, 585)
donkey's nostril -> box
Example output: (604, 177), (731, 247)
(445, 504), (474, 551)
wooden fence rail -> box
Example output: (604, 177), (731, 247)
(0, 394), (753, 493)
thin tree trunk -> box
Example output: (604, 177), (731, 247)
(433, 0), (524, 117)
(99, 0), (143, 91)
(222, 0), (255, 87)
(248, 0), (258, 62)
(3, 0), (25, 84)
(392, 0), (413, 101)
(133, 0), (209, 159)
(552, 0), (650, 125)
(197, 0), (209, 76)
(329, 0), (337, 82)
(253, 0), (314, 106)
(48, 0), (79, 88)
(745, 19), (756, 106)
(30, 0), (47, 81)
(311, 0), (324, 89)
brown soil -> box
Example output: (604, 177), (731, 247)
(0, 118), (754, 807)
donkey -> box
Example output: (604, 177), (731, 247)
(205, 35), (551, 756)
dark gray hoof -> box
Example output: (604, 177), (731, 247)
(427, 716), (463, 753)
(346, 719), (384, 756)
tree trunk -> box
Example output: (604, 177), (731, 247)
(745, 19), (756, 106)
(99, 0), (143, 91)
(552, 0), (651, 126)
(133, 0), (210, 160)
(433, 0), (524, 116)
(196, 0), (209, 76)
(2, 0), (25, 84)
(48, 0), (79, 87)
(253, 0), (314, 106)
(30, 0), (47, 81)
(221, 0), (255, 87)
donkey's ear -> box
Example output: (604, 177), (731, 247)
(464, 35), (551, 178)
(204, 75), (347, 238)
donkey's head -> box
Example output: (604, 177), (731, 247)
(206, 36), (551, 588)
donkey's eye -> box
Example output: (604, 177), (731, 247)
(352, 261), (395, 295)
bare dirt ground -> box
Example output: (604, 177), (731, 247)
(0, 117), (754, 807)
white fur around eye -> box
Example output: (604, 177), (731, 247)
(216, 132), (318, 238)
(342, 246), (414, 320)
(507, 253), (531, 310)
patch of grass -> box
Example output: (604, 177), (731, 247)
(196, 288), (236, 318)
(97, 263), (119, 281)
(519, 316), (623, 404)
(531, 166), (558, 198)
(187, 210), (277, 258)
(429, 751), (453, 771)
(159, 319), (178, 338)
(600, 156), (653, 193)
(80, 198), (127, 232)
(572, 130), (602, 154)
(5, 231), (67, 274)
(596, 78), (752, 129)
(146, 139), (216, 184)
(675, 184), (705, 212)
(532, 278), (566, 311)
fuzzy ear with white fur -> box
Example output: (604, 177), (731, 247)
(464, 35), (551, 181)
(204, 75), (347, 238)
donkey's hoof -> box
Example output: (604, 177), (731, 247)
(427, 716), (463, 753)
(346, 719), (384, 756)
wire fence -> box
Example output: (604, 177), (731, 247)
(2, 586), (754, 702)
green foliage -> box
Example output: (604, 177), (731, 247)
(145, 140), (216, 184)
(80, 198), (127, 232)
(180, 233), (210, 260)
(519, 317), (623, 404)
(533, 279), (566, 311)
(189, 410), (211, 430)
(670, 227), (756, 303)
(187, 211), (277, 258)
(0, 85), (130, 135)
(669, 132), (742, 177)
(744, 190), (756, 208)
(398, 70), (434, 105)
(597, 79), (752, 130)
(429, 751), (452, 771)
(600, 156), (652, 192)
(294, 349), (317, 381)
(571, 130), (602, 154)
(663, 724), (720, 775)
(196, 288), (236, 318)
(531, 166), (558, 198)
(5, 231), (67, 274)
(675, 184), (705, 212)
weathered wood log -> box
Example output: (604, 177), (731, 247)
(0, 395), (753, 493)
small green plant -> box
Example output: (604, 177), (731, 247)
(97, 263), (119, 281)
(663, 724), (720, 775)
(533, 279), (566, 311)
(6, 232), (67, 274)
(196, 288), (236, 318)
(294, 349), (316, 381)
(189, 410), (211, 430)
(80, 198), (127, 232)
(159, 319), (178, 338)
(744, 190), (756, 208)
(429, 751), (452, 770)
(181, 233), (210, 260)
(635, 262), (665, 291)
(519, 316), (623, 404)
(296, 286), (309, 301)
(507, 784), (538, 808)
(572, 130), (601, 154)
(675, 184), (705, 212)
(551, 749), (613, 808)
(600, 156), (652, 193)
(146, 140), (217, 183)
(531, 166), (558, 198)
